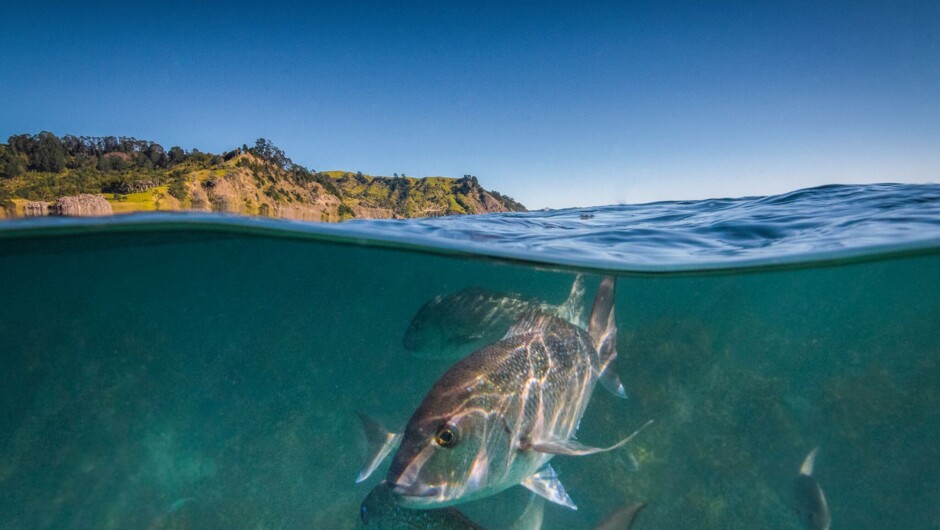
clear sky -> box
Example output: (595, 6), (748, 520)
(2, 1), (938, 209)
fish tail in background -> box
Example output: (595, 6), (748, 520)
(593, 500), (646, 530)
(356, 412), (401, 483)
(800, 447), (819, 476)
(793, 447), (832, 530)
(589, 277), (627, 398)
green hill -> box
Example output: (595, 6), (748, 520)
(0, 133), (525, 221)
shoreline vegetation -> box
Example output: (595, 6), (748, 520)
(0, 132), (525, 222)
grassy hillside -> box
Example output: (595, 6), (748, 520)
(0, 134), (525, 220)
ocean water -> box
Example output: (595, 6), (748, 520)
(0, 183), (938, 529)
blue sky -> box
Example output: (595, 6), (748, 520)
(2, 1), (938, 208)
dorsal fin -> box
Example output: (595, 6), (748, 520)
(554, 274), (586, 327)
(503, 310), (553, 338)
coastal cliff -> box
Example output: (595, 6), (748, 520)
(0, 133), (525, 221)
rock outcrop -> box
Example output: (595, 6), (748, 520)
(23, 201), (50, 217)
(50, 194), (113, 217)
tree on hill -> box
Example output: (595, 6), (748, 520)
(6, 134), (33, 155)
(0, 146), (26, 179)
(145, 143), (167, 167)
(30, 132), (67, 172)
(248, 138), (291, 169)
(168, 146), (186, 164)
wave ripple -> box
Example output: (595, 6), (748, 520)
(2, 183), (939, 273)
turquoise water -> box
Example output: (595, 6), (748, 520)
(0, 183), (938, 529)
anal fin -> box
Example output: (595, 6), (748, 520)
(520, 464), (577, 510)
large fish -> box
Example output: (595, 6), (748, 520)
(357, 482), (543, 530)
(358, 483), (644, 530)
(403, 276), (586, 360)
(792, 447), (831, 530)
(359, 277), (649, 510)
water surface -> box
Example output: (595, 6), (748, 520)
(0, 183), (938, 529)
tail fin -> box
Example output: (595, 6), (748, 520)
(800, 447), (819, 476)
(594, 501), (646, 530)
(589, 277), (626, 398)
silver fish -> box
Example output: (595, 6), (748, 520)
(793, 447), (831, 530)
(403, 276), (586, 360)
(357, 483), (544, 530)
(359, 277), (649, 510)
(359, 483), (644, 530)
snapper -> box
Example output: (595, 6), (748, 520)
(357, 482), (544, 530)
(402, 275), (586, 360)
(358, 482), (646, 530)
(359, 277), (650, 510)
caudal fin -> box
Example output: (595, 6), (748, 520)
(589, 277), (625, 397)
(594, 501), (646, 530)
(589, 276), (616, 354)
(800, 447), (819, 476)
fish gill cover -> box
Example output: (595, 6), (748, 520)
(1, 183), (939, 271)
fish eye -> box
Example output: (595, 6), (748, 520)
(435, 425), (459, 448)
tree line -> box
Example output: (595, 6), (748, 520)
(1, 133), (524, 214)
(0, 131), (201, 178)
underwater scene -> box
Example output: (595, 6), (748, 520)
(0, 183), (938, 529)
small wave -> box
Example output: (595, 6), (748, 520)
(2, 183), (939, 273)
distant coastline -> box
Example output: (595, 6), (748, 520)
(0, 133), (525, 222)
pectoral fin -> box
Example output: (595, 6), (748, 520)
(520, 464), (577, 510)
(529, 419), (654, 456)
(355, 412), (401, 483)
